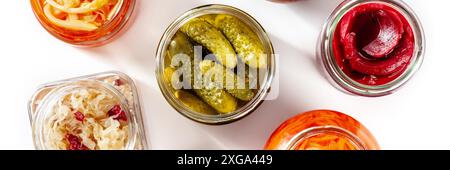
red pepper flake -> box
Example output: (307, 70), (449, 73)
(108, 105), (128, 122)
(114, 79), (123, 86)
(65, 134), (89, 150)
(74, 111), (85, 121)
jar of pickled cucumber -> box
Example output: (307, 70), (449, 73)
(156, 4), (275, 124)
(30, 0), (135, 47)
(265, 110), (379, 150)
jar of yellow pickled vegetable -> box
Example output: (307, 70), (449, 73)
(155, 4), (276, 124)
(30, 0), (135, 47)
(265, 110), (379, 150)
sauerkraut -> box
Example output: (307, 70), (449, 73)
(44, 86), (129, 150)
(104, 76), (134, 106)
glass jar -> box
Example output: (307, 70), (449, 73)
(318, 0), (425, 97)
(265, 110), (379, 150)
(30, 0), (136, 47)
(155, 4), (275, 124)
(28, 71), (147, 150)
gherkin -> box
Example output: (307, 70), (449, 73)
(163, 67), (217, 115)
(194, 87), (237, 114)
(167, 31), (194, 61)
(213, 14), (267, 68)
(166, 31), (196, 87)
(164, 32), (238, 114)
(180, 18), (237, 68)
(174, 90), (217, 115)
(200, 60), (255, 101)
(163, 67), (177, 91)
(198, 14), (217, 26)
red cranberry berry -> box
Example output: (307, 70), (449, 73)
(108, 105), (127, 121)
(65, 134), (89, 150)
(114, 79), (123, 86)
(74, 111), (85, 121)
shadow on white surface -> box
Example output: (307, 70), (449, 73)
(287, 0), (341, 29)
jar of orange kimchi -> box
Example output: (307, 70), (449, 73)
(30, 0), (135, 47)
(265, 110), (379, 150)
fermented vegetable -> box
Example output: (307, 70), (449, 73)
(42, 0), (123, 31)
(180, 18), (238, 68)
(44, 88), (129, 150)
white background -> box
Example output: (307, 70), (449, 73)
(1, 0), (449, 150)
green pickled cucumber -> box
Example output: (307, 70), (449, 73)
(194, 88), (237, 114)
(214, 14), (267, 68)
(180, 18), (237, 68)
(167, 31), (199, 87)
(167, 31), (194, 61)
(166, 31), (238, 114)
(166, 62), (237, 114)
(163, 67), (178, 91)
(200, 60), (255, 101)
(164, 67), (176, 87)
(174, 90), (216, 115)
(198, 14), (217, 26)
(164, 67), (217, 115)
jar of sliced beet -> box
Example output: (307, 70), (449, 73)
(30, 0), (135, 47)
(265, 110), (379, 150)
(28, 72), (147, 150)
(319, 0), (425, 96)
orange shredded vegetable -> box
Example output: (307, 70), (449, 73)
(264, 110), (380, 150)
(42, 0), (122, 31)
(295, 134), (357, 150)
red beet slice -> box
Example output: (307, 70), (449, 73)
(362, 10), (404, 58)
(340, 6), (361, 44)
(333, 3), (415, 85)
(343, 33), (413, 76)
(339, 3), (383, 44)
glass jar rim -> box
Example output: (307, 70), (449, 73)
(31, 79), (137, 150)
(319, 0), (425, 97)
(264, 110), (380, 150)
(155, 4), (276, 124)
(286, 126), (367, 150)
(30, 0), (136, 47)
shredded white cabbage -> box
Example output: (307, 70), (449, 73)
(44, 87), (128, 150)
(104, 76), (134, 106)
